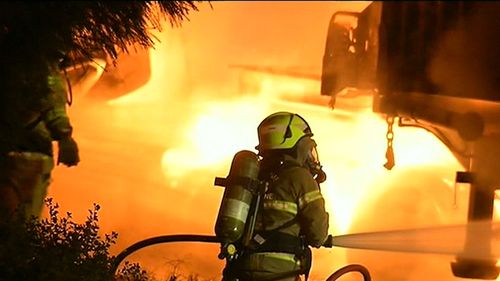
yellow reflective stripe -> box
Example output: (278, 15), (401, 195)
(298, 190), (323, 209)
(253, 252), (298, 263)
(263, 200), (297, 215)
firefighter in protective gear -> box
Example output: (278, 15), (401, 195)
(0, 63), (80, 221)
(223, 111), (330, 281)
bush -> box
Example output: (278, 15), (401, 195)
(115, 261), (154, 281)
(0, 198), (151, 281)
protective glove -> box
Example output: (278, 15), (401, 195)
(57, 137), (80, 167)
(322, 234), (334, 248)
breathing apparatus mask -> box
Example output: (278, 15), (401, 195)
(304, 138), (327, 184)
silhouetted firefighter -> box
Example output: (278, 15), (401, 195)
(0, 62), (79, 221)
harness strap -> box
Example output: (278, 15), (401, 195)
(249, 231), (302, 255)
(214, 175), (261, 194)
(247, 219), (313, 280)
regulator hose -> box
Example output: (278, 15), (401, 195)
(112, 234), (221, 274)
(326, 264), (371, 281)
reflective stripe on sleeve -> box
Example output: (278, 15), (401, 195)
(298, 190), (323, 209)
(263, 200), (298, 215)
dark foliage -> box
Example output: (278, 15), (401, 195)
(0, 198), (114, 281)
(0, 198), (154, 281)
(0, 1), (202, 128)
(0, 1), (201, 64)
(116, 261), (154, 281)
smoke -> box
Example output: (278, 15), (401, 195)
(429, 3), (500, 194)
(429, 3), (500, 101)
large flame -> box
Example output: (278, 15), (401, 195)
(159, 91), (465, 233)
(49, 2), (499, 281)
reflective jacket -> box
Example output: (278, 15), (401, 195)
(228, 156), (329, 281)
(0, 67), (72, 156)
(254, 155), (329, 248)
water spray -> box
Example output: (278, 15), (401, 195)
(332, 222), (498, 258)
(331, 221), (500, 280)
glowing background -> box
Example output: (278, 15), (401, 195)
(47, 2), (498, 281)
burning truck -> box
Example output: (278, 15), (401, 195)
(321, 2), (500, 279)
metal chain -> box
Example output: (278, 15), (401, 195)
(383, 115), (396, 170)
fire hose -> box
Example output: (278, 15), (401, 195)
(112, 234), (220, 273)
(112, 234), (371, 281)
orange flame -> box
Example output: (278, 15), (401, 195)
(50, 2), (500, 280)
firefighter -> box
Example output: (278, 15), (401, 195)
(223, 111), (331, 281)
(0, 62), (80, 221)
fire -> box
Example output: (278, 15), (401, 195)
(153, 47), (464, 231)
(50, 2), (498, 280)
(159, 73), (464, 234)
(121, 9), (467, 278)
(161, 98), (266, 180)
